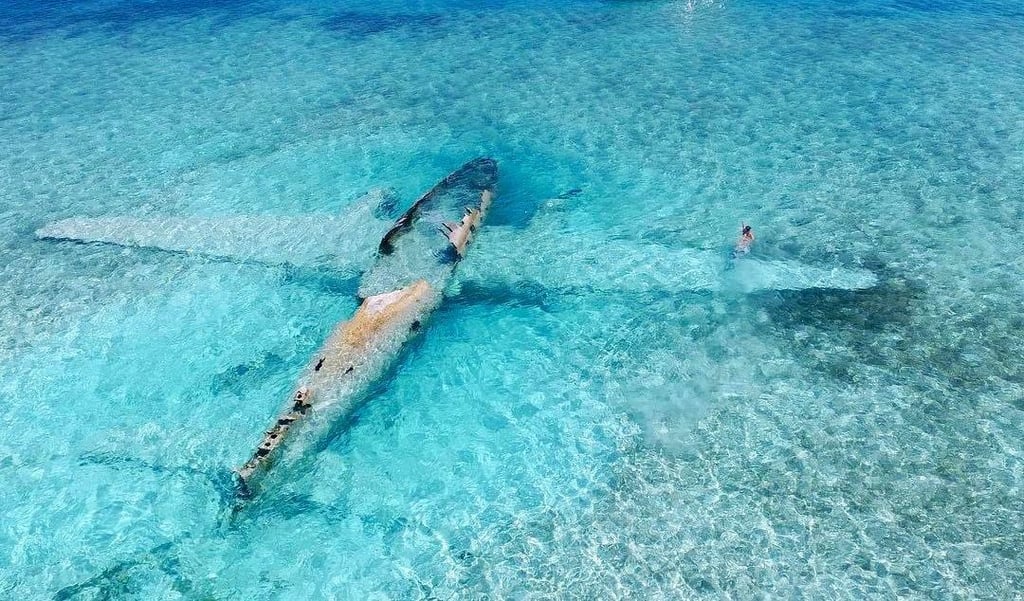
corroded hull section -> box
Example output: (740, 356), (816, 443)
(358, 158), (497, 299)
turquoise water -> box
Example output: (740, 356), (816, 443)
(2, 0), (1023, 598)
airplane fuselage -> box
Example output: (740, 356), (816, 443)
(236, 158), (498, 494)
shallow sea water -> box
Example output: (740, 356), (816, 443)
(1, 0), (1023, 598)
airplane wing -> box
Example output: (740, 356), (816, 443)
(455, 218), (878, 295)
(35, 189), (397, 275)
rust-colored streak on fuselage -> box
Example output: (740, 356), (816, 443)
(339, 280), (432, 348)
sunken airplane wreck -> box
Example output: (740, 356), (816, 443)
(37, 157), (881, 496)
(233, 158), (496, 494)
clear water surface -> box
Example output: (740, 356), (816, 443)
(1, 0), (1022, 598)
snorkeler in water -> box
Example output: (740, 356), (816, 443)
(734, 223), (754, 255)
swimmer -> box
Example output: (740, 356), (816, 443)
(734, 223), (754, 255)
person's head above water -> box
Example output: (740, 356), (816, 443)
(742, 224), (752, 235)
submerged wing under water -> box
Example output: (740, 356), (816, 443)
(35, 188), (398, 274)
(456, 220), (878, 295)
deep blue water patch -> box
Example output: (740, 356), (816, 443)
(0, 0), (276, 40)
(320, 10), (446, 39)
